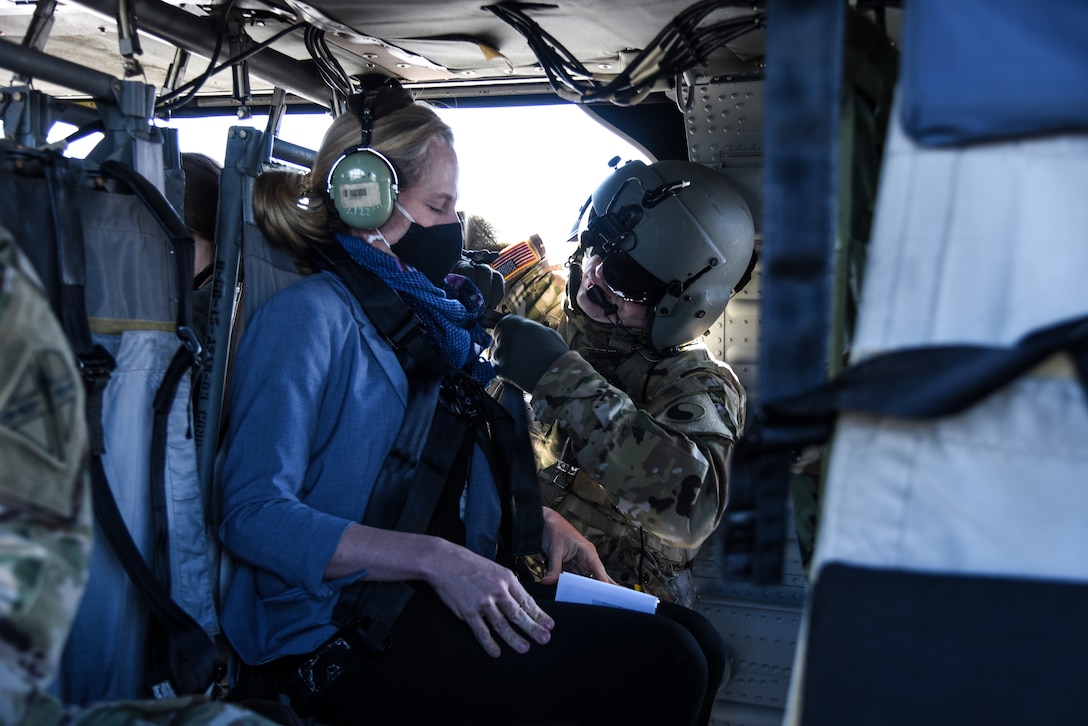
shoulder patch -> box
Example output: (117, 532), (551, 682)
(1, 350), (80, 462)
(665, 402), (705, 422)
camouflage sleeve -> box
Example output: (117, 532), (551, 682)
(68, 696), (285, 725)
(530, 350), (745, 549)
(0, 233), (92, 724)
(499, 263), (568, 330)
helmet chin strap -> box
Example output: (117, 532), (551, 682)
(570, 252), (623, 325)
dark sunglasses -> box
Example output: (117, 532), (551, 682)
(599, 251), (667, 305)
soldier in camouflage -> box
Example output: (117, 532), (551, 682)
(0, 226), (278, 726)
(491, 234), (567, 332)
(491, 161), (755, 608)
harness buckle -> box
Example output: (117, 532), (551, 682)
(176, 324), (204, 370)
(552, 460), (579, 489)
(440, 374), (482, 422)
(77, 343), (117, 394)
(291, 636), (360, 702)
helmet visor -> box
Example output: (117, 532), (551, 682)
(600, 251), (667, 305)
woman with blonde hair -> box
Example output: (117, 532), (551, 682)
(217, 76), (712, 725)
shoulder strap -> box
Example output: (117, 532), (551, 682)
(327, 368), (444, 651)
(472, 385), (545, 565)
(734, 0), (846, 585)
(314, 242), (452, 649)
(310, 241), (450, 378)
(42, 158), (115, 455)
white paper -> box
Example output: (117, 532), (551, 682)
(554, 572), (659, 614)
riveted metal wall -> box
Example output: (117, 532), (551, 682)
(687, 75), (808, 726)
(687, 76), (765, 402)
(685, 77), (766, 165)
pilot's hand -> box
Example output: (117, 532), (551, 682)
(492, 315), (569, 393)
(452, 256), (505, 309)
(428, 539), (554, 658)
(539, 506), (613, 585)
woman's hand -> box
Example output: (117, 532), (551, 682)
(425, 539), (554, 658)
(539, 506), (614, 585)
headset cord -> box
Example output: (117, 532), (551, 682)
(638, 527), (647, 592)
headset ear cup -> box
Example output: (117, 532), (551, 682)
(326, 148), (400, 229)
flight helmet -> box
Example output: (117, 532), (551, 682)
(576, 160), (755, 350)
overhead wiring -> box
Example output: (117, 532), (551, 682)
(155, 3), (304, 114)
(484, 0), (766, 106)
(155, 0), (236, 112)
(303, 25), (355, 113)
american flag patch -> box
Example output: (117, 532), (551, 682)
(493, 239), (543, 280)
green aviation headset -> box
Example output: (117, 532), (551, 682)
(326, 78), (401, 229)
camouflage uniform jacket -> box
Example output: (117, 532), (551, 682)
(529, 296), (745, 606)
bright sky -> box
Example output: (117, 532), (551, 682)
(51, 103), (649, 258)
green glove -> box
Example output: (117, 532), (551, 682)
(452, 256), (505, 309)
(492, 315), (570, 392)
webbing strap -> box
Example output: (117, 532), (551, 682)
(475, 385), (545, 563)
(90, 456), (221, 697)
(330, 376), (459, 644)
(737, 313), (1088, 457)
(353, 375), (445, 535)
(149, 347), (195, 588)
(145, 344), (204, 696)
(42, 152), (219, 697)
(724, 0), (846, 584)
(42, 158), (116, 455)
(311, 242), (449, 377)
(730, 314), (1088, 584)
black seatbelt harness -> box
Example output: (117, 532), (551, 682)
(278, 243), (543, 702)
(43, 154), (221, 698)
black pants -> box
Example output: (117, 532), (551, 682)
(293, 583), (725, 726)
(655, 596), (728, 726)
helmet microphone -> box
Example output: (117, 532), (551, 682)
(586, 285), (620, 318)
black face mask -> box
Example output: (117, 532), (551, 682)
(394, 221), (464, 285)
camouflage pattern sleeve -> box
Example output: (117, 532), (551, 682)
(499, 262), (567, 330)
(494, 241), (568, 330)
(530, 349), (745, 549)
(67, 696), (286, 725)
(0, 231), (92, 725)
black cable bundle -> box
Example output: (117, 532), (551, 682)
(484, 1), (766, 105)
(304, 25), (355, 113)
(155, 0), (304, 115)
